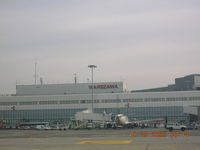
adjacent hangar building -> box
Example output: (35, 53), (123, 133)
(133, 74), (200, 92)
(0, 80), (200, 127)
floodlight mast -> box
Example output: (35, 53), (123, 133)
(88, 65), (97, 112)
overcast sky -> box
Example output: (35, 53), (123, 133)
(0, 0), (200, 94)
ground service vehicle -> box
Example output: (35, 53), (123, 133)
(166, 123), (187, 131)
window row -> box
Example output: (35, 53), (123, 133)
(166, 97), (187, 101)
(1, 96), (200, 106)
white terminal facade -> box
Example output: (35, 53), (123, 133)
(0, 81), (200, 127)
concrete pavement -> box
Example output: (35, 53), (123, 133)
(0, 129), (200, 150)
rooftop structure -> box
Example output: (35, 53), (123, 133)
(16, 82), (125, 96)
(132, 74), (200, 92)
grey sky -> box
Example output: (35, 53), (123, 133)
(0, 0), (200, 94)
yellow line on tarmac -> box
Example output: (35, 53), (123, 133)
(76, 140), (132, 144)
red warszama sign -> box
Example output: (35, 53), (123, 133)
(89, 85), (118, 89)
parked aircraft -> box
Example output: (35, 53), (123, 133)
(114, 114), (165, 128)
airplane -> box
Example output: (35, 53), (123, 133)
(69, 109), (165, 129)
(114, 114), (165, 128)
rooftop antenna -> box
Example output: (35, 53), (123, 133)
(34, 61), (38, 85)
(74, 73), (77, 84)
(40, 77), (43, 85)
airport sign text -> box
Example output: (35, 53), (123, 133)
(89, 84), (118, 89)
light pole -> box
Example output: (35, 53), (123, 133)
(88, 65), (97, 112)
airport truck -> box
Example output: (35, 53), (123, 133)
(166, 123), (187, 131)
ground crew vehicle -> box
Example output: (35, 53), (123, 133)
(166, 123), (187, 131)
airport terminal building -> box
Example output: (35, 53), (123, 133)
(0, 80), (200, 127)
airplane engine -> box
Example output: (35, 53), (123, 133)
(116, 114), (129, 125)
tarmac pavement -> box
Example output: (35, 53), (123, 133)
(0, 129), (200, 150)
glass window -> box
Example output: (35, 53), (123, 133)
(189, 97), (200, 100)
(19, 101), (38, 105)
(0, 102), (18, 105)
(39, 101), (58, 105)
